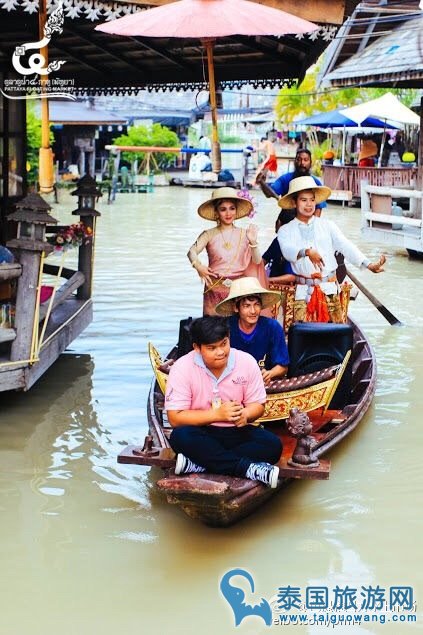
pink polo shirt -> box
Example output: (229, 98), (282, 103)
(165, 349), (266, 427)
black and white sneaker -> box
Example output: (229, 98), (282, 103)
(175, 454), (206, 475)
(245, 462), (279, 488)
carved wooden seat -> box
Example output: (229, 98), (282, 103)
(266, 366), (338, 394)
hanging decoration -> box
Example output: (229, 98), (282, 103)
(12, 0), (339, 39)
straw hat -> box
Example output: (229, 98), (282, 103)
(215, 277), (280, 316)
(197, 187), (253, 221)
(278, 176), (332, 210)
(358, 140), (378, 161)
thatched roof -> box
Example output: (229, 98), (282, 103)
(320, 1), (423, 88)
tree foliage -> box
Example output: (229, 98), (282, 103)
(26, 103), (54, 185)
(275, 63), (419, 126)
(113, 123), (179, 168)
(275, 62), (419, 172)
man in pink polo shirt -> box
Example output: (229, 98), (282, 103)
(165, 316), (281, 488)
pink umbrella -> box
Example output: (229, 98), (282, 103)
(96, 0), (317, 171)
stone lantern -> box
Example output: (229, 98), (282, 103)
(7, 192), (58, 253)
(71, 174), (101, 300)
(6, 193), (58, 363)
(71, 174), (102, 218)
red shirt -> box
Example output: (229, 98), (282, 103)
(358, 157), (376, 167)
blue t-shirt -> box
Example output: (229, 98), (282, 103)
(229, 315), (289, 370)
(262, 237), (293, 278)
(271, 171), (327, 210)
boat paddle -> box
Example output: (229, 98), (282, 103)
(345, 267), (402, 327)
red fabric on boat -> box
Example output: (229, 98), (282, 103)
(40, 285), (54, 304)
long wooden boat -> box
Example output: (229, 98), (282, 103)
(118, 317), (376, 527)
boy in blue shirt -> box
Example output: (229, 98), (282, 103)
(216, 277), (289, 386)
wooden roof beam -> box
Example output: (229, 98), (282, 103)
(356, 13), (380, 54)
(130, 37), (194, 71)
(69, 25), (145, 73)
(232, 36), (303, 65)
(130, 0), (348, 24)
(49, 41), (105, 74)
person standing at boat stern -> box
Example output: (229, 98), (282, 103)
(215, 277), (289, 385)
(277, 176), (386, 323)
(187, 188), (266, 316)
(257, 148), (327, 215)
(165, 316), (281, 488)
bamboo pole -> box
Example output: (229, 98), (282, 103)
(203, 38), (221, 174)
(38, 0), (54, 194)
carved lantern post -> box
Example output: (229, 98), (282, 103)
(71, 174), (101, 300)
(7, 193), (58, 362)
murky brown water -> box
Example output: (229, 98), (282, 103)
(1, 187), (422, 634)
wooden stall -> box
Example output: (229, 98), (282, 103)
(323, 165), (418, 203)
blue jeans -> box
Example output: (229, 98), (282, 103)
(169, 425), (282, 477)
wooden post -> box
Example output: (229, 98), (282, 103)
(203, 38), (221, 174)
(10, 250), (42, 361)
(6, 193), (57, 363)
(38, 0), (54, 195)
(360, 179), (370, 232)
(76, 215), (95, 300)
(71, 174), (101, 301)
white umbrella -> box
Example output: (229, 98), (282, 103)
(341, 93), (419, 167)
(341, 92), (419, 127)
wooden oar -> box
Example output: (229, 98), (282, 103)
(259, 180), (279, 200)
(345, 267), (402, 327)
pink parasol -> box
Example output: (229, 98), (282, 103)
(96, 0), (317, 171)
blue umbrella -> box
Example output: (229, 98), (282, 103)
(296, 109), (391, 129)
(295, 108), (398, 164)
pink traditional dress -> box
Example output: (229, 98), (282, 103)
(188, 226), (267, 316)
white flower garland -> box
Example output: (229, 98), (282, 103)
(6, 0), (142, 21)
(295, 25), (337, 42)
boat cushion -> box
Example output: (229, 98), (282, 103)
(266, 365), (338, 394)
(159, 359), (338, 394)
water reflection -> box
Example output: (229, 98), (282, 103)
(0, 189), (422, 634)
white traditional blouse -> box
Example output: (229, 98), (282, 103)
(277, 217), (369, 300)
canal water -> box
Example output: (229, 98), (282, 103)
(0, 188), (422, 634)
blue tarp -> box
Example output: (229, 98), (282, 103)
(295, 109), (394, 129)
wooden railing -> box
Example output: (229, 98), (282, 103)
(323, 165), (417, 199)
(361, 182), (423, 247)
(40, 263), (85, 321)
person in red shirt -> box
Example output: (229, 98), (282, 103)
(358, 140), (378, 167)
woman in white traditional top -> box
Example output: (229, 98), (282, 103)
(277, 176), (385, 323)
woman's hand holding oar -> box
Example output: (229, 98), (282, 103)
(366, 254), (386, 273)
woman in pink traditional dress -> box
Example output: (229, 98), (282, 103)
(188, 188), (266, 316)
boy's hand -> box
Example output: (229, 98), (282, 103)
(218, 400), (243, 423)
